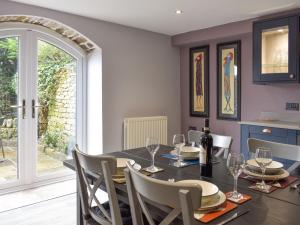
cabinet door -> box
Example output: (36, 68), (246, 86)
(253, 16), (299, 83)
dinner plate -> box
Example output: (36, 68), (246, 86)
(117, 158), (135, 168)
(181, 146), (201, 154)
(170, 149), (199, 160)
(246, 159), (283, 175)
(177, 180), (219, 197)
(196, 191), (226, 211)
(116, 158), (136, 175)
(243, 167), (289, 181)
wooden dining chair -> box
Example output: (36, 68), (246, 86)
(187, 130), (233, 159)
(124, 162), (202, 225)
(72, 145), (131, 225)
(247, 138), (300, 172)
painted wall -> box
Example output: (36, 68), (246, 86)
(0, 1), (181, 153)
(173, 19), (300, 152)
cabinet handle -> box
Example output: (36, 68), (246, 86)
(262, 128), (272, 134)
(289, 74), (295, 79)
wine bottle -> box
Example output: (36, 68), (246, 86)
(199, 118), (213, 177)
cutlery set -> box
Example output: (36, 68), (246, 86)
(290, 182), (300, 193)
(215, 209), (250, 225)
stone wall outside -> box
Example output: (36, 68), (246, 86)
(47, 71), (76, 149)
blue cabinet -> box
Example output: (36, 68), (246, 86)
(240, 124), (299, 167)
(253, 15), (300, 83)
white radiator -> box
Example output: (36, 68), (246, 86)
(123, 116), (168, 150)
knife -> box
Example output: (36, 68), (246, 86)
(216, 209), (250, 225)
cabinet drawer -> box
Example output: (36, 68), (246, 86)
(249, 126), (288, 137)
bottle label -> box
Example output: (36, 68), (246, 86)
(199, 145), (206, 165)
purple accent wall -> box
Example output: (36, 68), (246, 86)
(173, 20), (300, 152)
(1, 1), (181, 153)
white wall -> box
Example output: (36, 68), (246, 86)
(87, 49), (103, 154)
(0, 1), (181, 153)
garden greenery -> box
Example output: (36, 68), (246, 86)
(0, 37), (75, 152)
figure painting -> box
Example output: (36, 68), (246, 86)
(190, 46), (209, 117)
(222, 50), (234, 113)
(217, 41), (241, 120)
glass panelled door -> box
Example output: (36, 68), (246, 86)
(35, 39), (77, 177)
(0, 29), (82, 189)
(0, 35), (21, 185)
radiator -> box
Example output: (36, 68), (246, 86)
(123, 116), (168, 150)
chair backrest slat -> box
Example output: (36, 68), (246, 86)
(187, 130), (233, 158)
(247, 138), (300, 161)
(124, 163), (202, 225)
(72, 145), (123, 225)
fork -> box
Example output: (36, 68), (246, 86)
(290, 183), (300, 190)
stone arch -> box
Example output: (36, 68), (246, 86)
(0, 15), (96, 52)
(0, 15), (103, 154)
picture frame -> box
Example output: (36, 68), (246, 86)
(217, 41), (241, 121)
(190, 45), (209, 117)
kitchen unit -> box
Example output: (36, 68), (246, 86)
(253, 15), (299, 83)
(240, 120), (300, 166)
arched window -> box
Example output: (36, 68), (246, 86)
(0, 23), (89, 190)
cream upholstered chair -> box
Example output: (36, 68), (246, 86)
(124, 162), (202, 225)
(247, 138), (300, 172)
(187, 130), (233, 159)
(72, 145), (131, 225)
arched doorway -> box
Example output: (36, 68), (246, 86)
(0, 25), (86, 190)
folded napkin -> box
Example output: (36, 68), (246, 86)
(225, 192), (252, 204)
(194, 201), (237, 223)
(248, 184), (277, 194)
(160, 154), (199, 166)
(241, 173), (298, 189)
(112, 170), (153, 184)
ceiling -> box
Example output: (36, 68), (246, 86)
(11, 0), (300, 35)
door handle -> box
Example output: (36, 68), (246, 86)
(32, 99), (43, 118)
(10, 99), (26, 119)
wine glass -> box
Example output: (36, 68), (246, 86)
(226, 152), (245, 200)
(255, 147), (272, 191)
(145, 137), (160, 172)
(171, 134), (187, 167)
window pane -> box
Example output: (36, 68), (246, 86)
(37, 40), (76, 176)
(0, 36), (19, 182)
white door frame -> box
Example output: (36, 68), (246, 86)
(0, 26), (86, 192)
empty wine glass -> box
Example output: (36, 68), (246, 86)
(145, 137), (160, 172)
(171, 134), (187, 167)
(255, 147), (272, 191)
(227, 152), (245, 200)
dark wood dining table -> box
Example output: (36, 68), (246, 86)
(63, 145), (300, 225)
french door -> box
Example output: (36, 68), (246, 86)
(0, 29), (84, 190)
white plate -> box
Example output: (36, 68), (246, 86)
(243, 167), (289, 181)
(177, 180), (219, 197)
(197, 191), (226, 211)
(117, 158), (135, 168)
(170, 149), (198, 160)
(181, 146), (201, 154)
(246, 159), (284, 175)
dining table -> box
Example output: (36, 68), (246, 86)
(63, 145), (300, 225)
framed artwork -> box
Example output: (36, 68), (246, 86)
(190, 45), (209, 117)
(217, 41), (241, 120)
